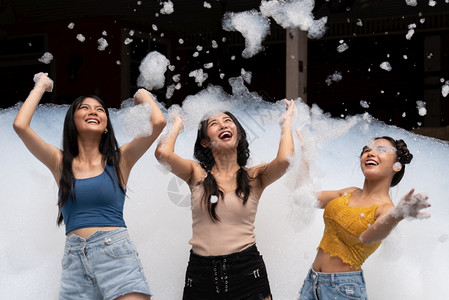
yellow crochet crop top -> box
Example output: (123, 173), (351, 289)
(318, 192), (381, 270)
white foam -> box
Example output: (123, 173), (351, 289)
(442, 82), (449, 97)
(337, 42), (349, 53)
(360, 100), (370, 109)
(1, 83), (448, 299)
(137, 51), (170, 90)
(325, 71), (342, 86)
(260, 0), (327, 38)
(188, 69), (208, 87)
(222, 10), (270, 58)
(241, 68), (252, 84)
(38, 52), (53, 64)
(380, 61), (392, 71)
(76, 34), (85, 42)
(97, 37), (108, 51)
(416, 101), (427, 116)
(160, 1), (174, 15)
(115, 99), (153, 138)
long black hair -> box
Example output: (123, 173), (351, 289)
(361, 136), (413, 187)
(193, 111), (251, 222)
(57, 95), (124, 226)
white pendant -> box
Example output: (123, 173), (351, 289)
(210, 195), (218, 204)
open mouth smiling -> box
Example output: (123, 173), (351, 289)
(218, 131), (232, 140)
(86, 118), (100, 124)
(365, 159), (378, 166)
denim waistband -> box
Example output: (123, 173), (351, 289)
(306, 268), (365, 285)
(65, 227), (129, 251)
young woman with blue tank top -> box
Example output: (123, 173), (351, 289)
(155, 100), (295, 300)
(13, 72), (166, 300)
(296, 135), (431, 300)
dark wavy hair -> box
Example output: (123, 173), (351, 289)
(361, 136), (413, 187)
(193, 111), (251, 222)
(57, 95), (124, 226)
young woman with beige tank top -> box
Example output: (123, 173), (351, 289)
(155, 100), (295, 300)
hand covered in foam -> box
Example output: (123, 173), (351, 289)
(133, 88), (154, 105)
(33, 72), (53, 92)
(281, 99), (295, 127)
(169, 111), (185, 133)
(390, 189), (431, 220)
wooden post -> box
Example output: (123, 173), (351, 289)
(286, 28), (308, 102)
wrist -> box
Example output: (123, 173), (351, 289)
(33, 85), (47, 93)
(281, 119), (291, 128)
(389, 206), (405, 221)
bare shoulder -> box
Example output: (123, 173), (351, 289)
(321, 187), (360, 198)
(317, 187), (360, 208)
(342, 186), (361, 195)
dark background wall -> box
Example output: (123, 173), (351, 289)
(1, 0), (448, 139)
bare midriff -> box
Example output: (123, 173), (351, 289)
(67, 226), (121, 238)
(312, 249), (361, 273)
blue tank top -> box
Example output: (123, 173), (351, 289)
(61, 164), (127, 235)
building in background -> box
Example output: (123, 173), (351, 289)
(0, 0), (448, 139)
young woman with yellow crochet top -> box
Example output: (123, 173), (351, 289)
(298, 136), (431, 300)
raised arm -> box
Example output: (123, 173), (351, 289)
(155, 113), (200, 186)
(119, 89), (166, 178)
(252, 99), (295, 189)
(13, 73), (62, 180)
(360, 189), (431, 244)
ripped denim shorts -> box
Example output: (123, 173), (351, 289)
(59, 228), (151, 300)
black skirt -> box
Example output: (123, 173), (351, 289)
(182, 244), (272, 300)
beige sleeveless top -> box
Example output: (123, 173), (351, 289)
(189, 183), (259, 256)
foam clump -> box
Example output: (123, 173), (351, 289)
(160, 1), (174, 14)
(188, 69), (208, 87)
(380, 61), (392, 71)
(260, 0), (327, 38)
(97, 38), (108, 51)
(115, 99), (153, 138)
(325, 72), (342, 86)
(137, 51), (170, 90)
(222, 10), (270, 58)
(38, 52), (53, 64)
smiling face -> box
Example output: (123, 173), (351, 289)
(203, 112), (238, 150)
(360, 138), (399, 181)
(73, 97), (108, 135)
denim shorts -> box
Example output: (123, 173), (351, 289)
(183, 244), (272, 300)
(59, 228), (151, 300)
(298, 268), (367, 300)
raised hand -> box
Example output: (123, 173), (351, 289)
(170, 111), (185, 133)
(33, 72), (53, 92)
(281, 99), (295, 127)
(133, 88), (154, 105)
(390, 189), (431, 220)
